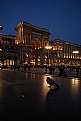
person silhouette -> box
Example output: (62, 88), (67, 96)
(76, 66), (79, 77)
(46, 77), (59, 88)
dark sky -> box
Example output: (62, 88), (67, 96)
(0, 0), (81, 44)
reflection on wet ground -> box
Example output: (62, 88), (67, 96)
(0, 69), (81, 121)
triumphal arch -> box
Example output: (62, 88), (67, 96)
(15, 21), (51, 65)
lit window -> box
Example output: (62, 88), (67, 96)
(38, 59), (40, 61)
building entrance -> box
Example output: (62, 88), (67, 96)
(15, 21), (51, 65)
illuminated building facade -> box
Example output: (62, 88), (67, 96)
(0, 34), (18, 67)
(15, 21), (51, 65)
(0, 22), (81, 67)
(50, 39), (81, 66)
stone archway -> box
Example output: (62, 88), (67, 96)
(32, 38), (41, 49)
(15, 21), (50, 46)
(15, 21), (51, 65)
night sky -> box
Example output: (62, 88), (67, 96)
(0, 0), (81, 44)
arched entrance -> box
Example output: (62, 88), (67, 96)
(32, 38), (41, 49)
(15, 21), (51, 65)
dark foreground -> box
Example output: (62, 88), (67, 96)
(0, 69), (81, 121)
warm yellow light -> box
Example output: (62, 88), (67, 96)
(45, 46), (52, 49)
(73, 51), (79, 54)
(25, 53), (28, 57)
(38, 59), (40, 61)
(30, 61), (35, 64)
(0, 48), (2, 51)
(71, 78), (79, 96)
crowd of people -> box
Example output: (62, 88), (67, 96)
(45, 65), (81, 77)
(9, 64), (81, 77)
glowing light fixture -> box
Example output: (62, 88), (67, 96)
(0, 48), (2, 51)
(45, 45), (52, 65)
(72, 51), (79, 54)
(45, 46), (52, 49)
(0, 25), (3, 30)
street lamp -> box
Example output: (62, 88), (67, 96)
(0, 25), (3, 66)
(0, 25), (3, 30)
(0, 25), (3, 41)
(0, 25), (3, 36)
(45, 45), (52, 66)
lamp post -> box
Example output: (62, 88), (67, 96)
(45, 45), (52, 66)
(72, 51), (79, 66)
(0, 25), (3, 30)
(0, 25), (3, 66)
(0, 25), (3, 42)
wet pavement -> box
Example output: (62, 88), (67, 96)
(0, 69), (81, 121)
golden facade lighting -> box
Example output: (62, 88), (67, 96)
(45, 46), (52, 49)
(72, 51), (79, 54)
